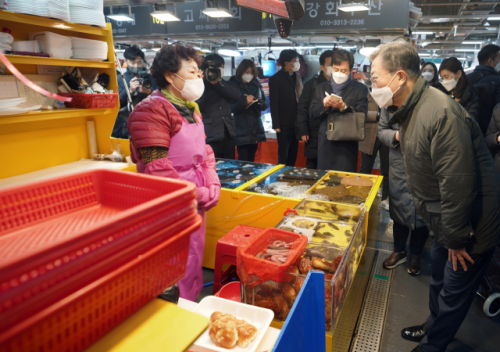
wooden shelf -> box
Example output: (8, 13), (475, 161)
(5, 55), (114, 68)
(0, 108), (115, 125)
(0, 10), (108, 37)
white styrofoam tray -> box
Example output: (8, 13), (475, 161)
(194, 296), (274, 352)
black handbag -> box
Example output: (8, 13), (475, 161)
(326, 111), (366, 141)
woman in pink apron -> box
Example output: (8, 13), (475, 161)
(128, 43), (221, 301)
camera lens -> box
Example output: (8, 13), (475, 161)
(206, 68), (221, 82)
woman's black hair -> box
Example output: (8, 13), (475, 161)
(235, 59), (258, 81)
(331, 49), (354, 70)
(421, 62), (440, 85)
(439, 57), (469, 100)
(151, 42), (201, 88)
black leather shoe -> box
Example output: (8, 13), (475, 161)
(408, 254), (421, 276)
(383, 251), (407, 269)
(401, 324), (427, 342)
(411, 346), (423, 352)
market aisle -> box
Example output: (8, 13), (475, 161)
(380, 248), (500, 352)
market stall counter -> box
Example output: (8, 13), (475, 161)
(205, 162), (381, 269)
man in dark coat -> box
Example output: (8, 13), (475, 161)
(310, 49), (368, 172)
(369, 41), (500, 352)
(466, 44), (500, 135)
(485, 103), (500, 174)
(295, 50), (333, 169)
(378, 108), (429, 275)
(197, 54), (241, 159)
(269, 50), (303, 166)
(113, 46), (158, 139)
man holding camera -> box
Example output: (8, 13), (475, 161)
(197, 54), (241, 159)
(112, 46), (157, 139)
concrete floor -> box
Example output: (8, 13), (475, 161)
(197, 196), (500, 351)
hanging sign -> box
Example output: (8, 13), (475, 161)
(262, 0), (409, 32)
(105, 5), (157, 36)
(165, 2), (262, 34)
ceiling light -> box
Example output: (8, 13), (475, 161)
(484, 22), (490, 27)
(193, 46), (211, 53)
(418, 54), (430, 57)
(340, 46), (356, 49)
(107, 14), (134, 21)
(359, 47), (377, 56)
(455, 49), (480, 52)
(151, 10), (181, 22)
(462, 41), (483, 45)
(202, 8), (233, 18)
(413, 31), (434, 35)
(487, 16), (500, 21)
(338, 1), (370, 12)
(152, 48), (162, 52)
(107, 5), (134, 22)
(218, 49), (241, 56)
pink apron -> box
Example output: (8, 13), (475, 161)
(168, 110), (207, 301)
(132, 96), (208, 301)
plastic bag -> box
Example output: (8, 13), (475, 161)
(236, 228), (307, 288)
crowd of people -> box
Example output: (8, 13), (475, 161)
(117, 42), (500, 352)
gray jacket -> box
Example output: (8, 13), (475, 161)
(378, 109), (427, 230)
(388, 76), (500, 255)
(485, 103), (500, 174)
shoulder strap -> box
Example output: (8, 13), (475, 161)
(308, 75), (320, 108)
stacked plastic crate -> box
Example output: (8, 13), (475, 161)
(0, 170), (201, 352)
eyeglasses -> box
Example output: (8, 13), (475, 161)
(369, 72), (391, 86)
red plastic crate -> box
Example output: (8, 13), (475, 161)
(59, 93), (118, 109)
(0, 217), (202, 352)
(0, 170), (196, 333)
(236, 228), (308, 288)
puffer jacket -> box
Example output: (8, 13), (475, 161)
(197, 79), (241, 144)
(467, 65), (500, 135)
(228, 76), (269, 146)
(127, 90), (216, 180)
(485, 103), (500, 173)
(387, 76), (500, 255)
(445, 84), (481, 121)
(378, 109), (427, 230)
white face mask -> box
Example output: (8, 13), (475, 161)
(220, 68), (224, 77)
(331, 72), (350, 84)
(371, 73), (401, 108)
(422, 72), (434, 82)
(325, 66), (332, 77)
(173, 74), (205, 101)
(292, 61), (300, 72)
(441, 75), (458, 92)
(242, 73), (254, 83)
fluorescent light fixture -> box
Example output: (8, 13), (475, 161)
(202, 8), (233, 18)
(152, 48), (162, 52)
(151, 10), (181, 22)
(114, 48), (124, 53)
(359, 47), (377, 56)
(418, 54), (430, 57)
(218, 49), (241, 56)
(107, 14), (134, 21)
(107, 5), (134, 21)
(487, 16), (500, 21)
(339, 46), (356, 49)
(455, 49), (480, 52)
(462, 41), (483, 45)
(338, 0), (370, 12)
(193, 46), (211, 53)
(414, 31), (434, 35)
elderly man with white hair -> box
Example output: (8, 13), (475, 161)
(369, 41), (500, 352)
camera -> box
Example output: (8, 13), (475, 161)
(132, 68), (152, 97)
(203, 59), (223, 83)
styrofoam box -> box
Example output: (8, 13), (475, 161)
(194, 296), (274, 352)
